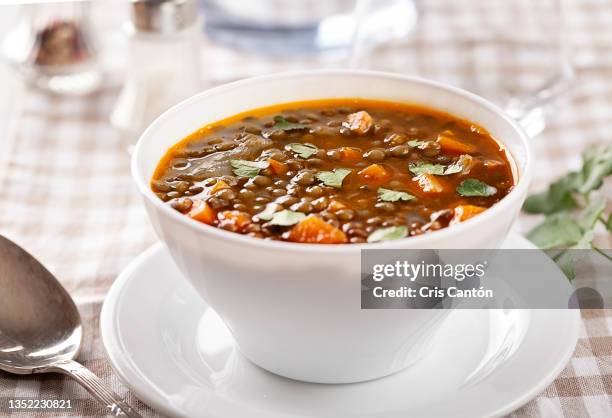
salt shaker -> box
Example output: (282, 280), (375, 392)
(111, 0), (202, 139)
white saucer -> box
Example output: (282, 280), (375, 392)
(100, 233), (580, 418)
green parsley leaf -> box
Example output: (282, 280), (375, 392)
(409, 162), (446, 176)
(407, 140), (428, 149)
(367, 226), (408, 243)
(256, 203), (280, 221)
(444, 155), (469, 176)
(267, 209), (306, 226)
(522, 174), (580, 214)
(273, 116), (308, 132)
(552, 229), (595, 281)
(578, 196), (606, 231)
(572, 229), (596, 249)
(229, 159), (269, 178)
(286, 143), (318, 159)
(456, 179), (497, 197)
(315, 168), (351, 188)
(555, 250), (577, 281)
(523, 145), (612, 214)
(523, 145), (611, 281)
(408, 157), (470, 176)
(444, 154), (472, 175)
(378, 188), (415, 202)
(443, 164), (463, 175)
(527, 212), (583, 249)
(577, 146), (612, 194)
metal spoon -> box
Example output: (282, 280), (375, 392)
(0, 235), (142, 417)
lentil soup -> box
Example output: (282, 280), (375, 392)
(151, 99), (514, 244)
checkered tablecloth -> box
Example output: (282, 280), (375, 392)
(0, 0), (610, 417)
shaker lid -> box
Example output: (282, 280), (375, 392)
(131, 0), (198, 33)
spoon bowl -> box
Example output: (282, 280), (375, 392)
(0, 234), (141, 417)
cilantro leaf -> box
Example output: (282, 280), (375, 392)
(523, 145), (611, 281)
(408, 157), (470, 177)
(527, 212), (583, 249)
(578, 196), (606, 231)
(555, 250), (577, 281)
(229, 159), (269, 178)
(407, 140), (428, 149)
(256, 203), (280, 221)
(456, 179), (497, 197)
(445, 154), (473, 175)
(523, 145), (611, 214)
(409, 162), (446, 176)
(315, 168), (351, 188)
(286, 143), (318, 159)
(378, 188), (415, 202)
(523, 174), (580, 214)
(267, 210), (306, 226)
(552, 229), (595, 281)
(367, 226), (408, 243)
(444, 164), (463, 175)
(273, 116), (308, 132)
(577, 146), (612, 194)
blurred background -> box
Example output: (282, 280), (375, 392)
(0, 0), (587, 141)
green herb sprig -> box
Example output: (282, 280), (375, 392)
(524, 145), (612, 280)
(286, 143), (318, 159)
(230, 159), (269, 178)
(273, 116), (308, 132)
(315, 168), (352, 188)
(367, 226), (408, 243)
(378, 188), (415, 202)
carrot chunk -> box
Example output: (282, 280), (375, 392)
(268, 158), (288, 176)
(217, 210), (252, 232)
(209, 179), (230, 195)
(437, 130), (475, 154)
(358, 164), (391, 185)
(340, 147), (362, 163)
(344, 111), (373, 135)
(452, 205), (486, 224)
(288, 215), (347, 244)
(188, 200), (216, 224)
(414, 173), (445, 194)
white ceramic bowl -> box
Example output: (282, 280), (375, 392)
(131, 70), (533, 384)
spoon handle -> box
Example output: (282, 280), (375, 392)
(44, 360), (142, 418)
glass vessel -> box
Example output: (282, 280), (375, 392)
(201, 0), (417, 56)
(2, 1), (102, 95)
(351, 0), (574, 135)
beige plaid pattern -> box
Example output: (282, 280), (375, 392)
(1, 0), (611, 416)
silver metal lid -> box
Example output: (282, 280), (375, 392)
(131, 0), (198, 33)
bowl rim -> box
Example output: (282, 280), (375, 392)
(132, 69), (534, 254)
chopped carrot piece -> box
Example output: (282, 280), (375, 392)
(340, 147), (362, 163)
(217, 210), (252, 232)
(437, 130), (475, 154)
(358, 164), (391, 185)
(268, 158), (288, 176)
(414, 173), (445, 194)
(288, 215), (347, 244)
(209, 179), (230, 195)
(452, 205), (486, 224)
(188, 200), (216, 224)
(328, 199), (348, 212)
(344, 111), (373, 135)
